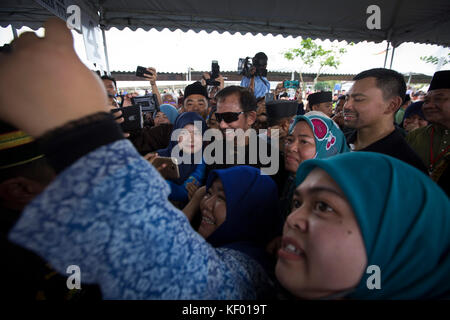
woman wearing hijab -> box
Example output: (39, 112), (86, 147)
(183, 166), (281, 245)
(280, 111), (350, 220)
(277, 152), (450, 299)
(153, 112), (207, 205)
(183, 166), (283, 273)
(10, 132), (450, 299)
(153, 104), (179, 126)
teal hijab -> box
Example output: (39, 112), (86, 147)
(295, 152), (450, 299)
(289, 111), (350, 159)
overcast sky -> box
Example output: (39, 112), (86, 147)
(1, 25), (448, 77)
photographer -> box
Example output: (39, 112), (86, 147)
(240, 52), (270, 99)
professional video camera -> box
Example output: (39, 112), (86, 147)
(205, 60), (221, 86)
(238, 52), (268, 78)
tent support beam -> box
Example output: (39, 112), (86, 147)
(101, 28), (111, 75)
(383, 41), (390, 68)
(389, 45), (396, 69)
(11, 25), (18, 39)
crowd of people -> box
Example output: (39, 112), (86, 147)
(0, 18), (449, 300)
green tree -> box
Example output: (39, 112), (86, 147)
(420, 53), (449, 66)
(284, 38), (352, 93)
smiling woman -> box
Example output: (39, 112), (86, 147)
(183, 165), (283, 250)
(281, 151), (450, 299)
(4, 19), (449, 300)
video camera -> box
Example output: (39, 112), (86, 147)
(205, 60), (221, 86)
(238, 52), (268, 78)
(131, 94), (159, 113)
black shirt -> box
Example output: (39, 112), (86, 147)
(205, 136), (288, 195)
(347, 127), (428, 174)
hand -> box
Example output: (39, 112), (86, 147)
(186, 182), (199, 200)
(143, 67), (157, 85)
(144, 152), (159, 163)
(122, 93), (138, 107)
(0, 18), (108, 137)
(249, 66), (256, 76)
(110, 108), (130, 138)
(143, 153), (167, 173)
(216, 75), (225, 89)
(191, 186), (206, 206)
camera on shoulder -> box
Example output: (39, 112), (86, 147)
(238, 52), (268, 78)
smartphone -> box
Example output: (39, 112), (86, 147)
(136, 66), (153, 78)
(152, 157), (180, 180)
(111, 105), (143, 132)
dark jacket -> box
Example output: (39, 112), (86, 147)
(347, 127), (428, 174)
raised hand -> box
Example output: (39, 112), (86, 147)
(0, 18), (109, 137)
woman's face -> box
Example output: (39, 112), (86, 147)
(284, 121), (316, 173)
(178, 124), (203, 154)
(403, 114), (428, 132)
(154, 111), (170, 126)
(275, 168), (367, 299)
(198, 179), (227, 238)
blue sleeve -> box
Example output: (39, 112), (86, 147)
(184, 159), (206, 187)
(168, 159), (206, 202)
(240, 77), (249, 87)
(8, 140), (275, 299)
(167, 180), (188, 202)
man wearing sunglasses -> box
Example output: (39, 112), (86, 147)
(206, 86), (285, 192)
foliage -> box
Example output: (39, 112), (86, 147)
(420, 53), (449, 66)
(284, 38), (353, 93)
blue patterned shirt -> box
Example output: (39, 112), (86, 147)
(9, 140), (277, 299)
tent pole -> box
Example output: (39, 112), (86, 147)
(11, 25), (18, 39)
(383, 41), (390, 68)
(101, 28), (111, 75)
(389, 45), (396, 69)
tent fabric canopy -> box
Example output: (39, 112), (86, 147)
(1, 0), (449, 47)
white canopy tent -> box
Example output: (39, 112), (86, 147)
(1, 0), (449, 72)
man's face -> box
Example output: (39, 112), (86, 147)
(422, 89), (450, 127)
(343, 77), (390, 129)
(102, 79), (117, 97)
(312, 101), (333, 117)
(216, 94), (256, 139)
(184, 94), (208, 118)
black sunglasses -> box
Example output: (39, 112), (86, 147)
(215, 111), (244, 123)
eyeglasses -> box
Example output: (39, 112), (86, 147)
(215, 112), (244, 123)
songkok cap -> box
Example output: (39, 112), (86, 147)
(184, 81), (208, 99)
(307, 91), (332, 106)
(428, 70), (450, 92)
(266, 100), (298, 126)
